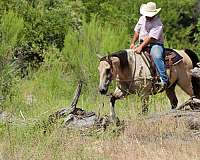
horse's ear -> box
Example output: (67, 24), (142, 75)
(106, 56), (110, 61)
(96, 54), (103, 59)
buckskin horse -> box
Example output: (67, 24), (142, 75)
(98, 48), (200, 121)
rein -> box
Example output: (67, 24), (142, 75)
(125, 50), (136, 94)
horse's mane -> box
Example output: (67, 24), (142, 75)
(100, 50), (129, 70)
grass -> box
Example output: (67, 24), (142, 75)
(0, 18), (199, 160)
(1, 83), (199, 160)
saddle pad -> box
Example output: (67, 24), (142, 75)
(165, 48), (183, 68)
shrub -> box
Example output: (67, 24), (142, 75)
(0, 11), (24, 97)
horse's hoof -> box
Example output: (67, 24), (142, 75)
(109, 116), (120, 126)
(171, 105), (177, 110)
(142, 107), (149, 115)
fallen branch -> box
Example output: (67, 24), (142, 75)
(49, 80), (83, 122)
(48, 81), (121, 129)
(192, 62), (200, 78)
(69, 80), (83, 112)
(147, 97), (200, 130)
(176, 96), (200, 110)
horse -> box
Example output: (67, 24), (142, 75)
(98, 48), (200, 121)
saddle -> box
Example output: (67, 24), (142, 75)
(142, 47), (183, 80)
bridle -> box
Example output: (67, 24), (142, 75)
(100, 56), (114, 82)
(99, 52), (139, 95)
(100, 52), (137, 96)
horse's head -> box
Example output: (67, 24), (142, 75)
(98, 56), (120, 95)
(98, 56), (113, 95)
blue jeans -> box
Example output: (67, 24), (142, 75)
(150, 44), (168, 84)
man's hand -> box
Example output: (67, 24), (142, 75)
(130, 43), (135, 49)
(135, 46), (143, 54)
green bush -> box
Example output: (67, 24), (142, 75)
(0, 11), (24, 56)
(0, 11), (24, 97)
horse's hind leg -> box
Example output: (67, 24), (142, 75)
(141, 95), (149, 114)
(177, 74), (194, 97)
(166, 82), (178, 109)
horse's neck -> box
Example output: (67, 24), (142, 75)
(115, 68), (132, 81)
(112, 49), (152, 81)
(114, 61), (134, 81)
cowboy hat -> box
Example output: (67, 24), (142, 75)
(140, 2), (161, 17)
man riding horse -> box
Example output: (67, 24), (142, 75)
(98, 2), (200, 122)
(130, 2), (168, 91)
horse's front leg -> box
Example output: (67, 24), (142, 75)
(110, 87), (125, 122)
(110, 96), (117, 121)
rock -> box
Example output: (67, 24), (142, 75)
(0, 110), (12, 122)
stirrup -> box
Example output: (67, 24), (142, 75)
(155, 82), (169, 93)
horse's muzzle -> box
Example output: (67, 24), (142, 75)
(99, 88), (108, 95)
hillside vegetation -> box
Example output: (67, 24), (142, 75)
(0, 0), (200, 159)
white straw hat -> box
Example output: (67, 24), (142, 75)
(140, 2), (161, 17)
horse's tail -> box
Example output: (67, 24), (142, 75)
(184, 49), (200, 98)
